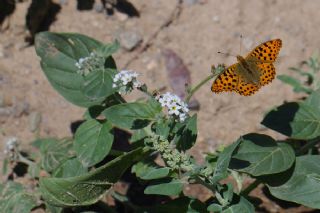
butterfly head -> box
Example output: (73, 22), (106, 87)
(236, 55), (245, 63)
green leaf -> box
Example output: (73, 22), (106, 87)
(74, 119), (114, 167)
(0, 182), (37, 213)
(230, 134), (295, 176)
(207, 204), (222, 212)
(39, 148), (147, 207)
(211, 140), (241, 184)
(96, 40), (120, 57)
(154, 119), (171, 139)
(176, 114), (197, 151)
(130, 128), (148, 143)
(103, 102), (161, 130)
(277, 75), (312, 93)
(53, 158), (88, 178)
(35, 32), (116, 107)
(40, 138), (74, 173)
(144, 179), (183, 196)
(262, 90), (320, 140)
(132, 161), (170, 180)
(143, 197), (208, 213)
(82, 68), (117, 101)
(222, 197), (254, 213)
(28, 163), (41, 178)
(267, 155), (320, 209)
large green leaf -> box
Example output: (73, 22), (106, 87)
(81, 68), (117, 101)
(39, 148), (147, 207)
(35, 32), (116, 107)
(53, 158), (88, 178)
(0, 182), (37, 213)
(40, 138), (74, 173)
(230, 134), (295, 176)
(268, 155), (320, 209)
(262, 89), (320, 140)
(103, 101), (161, 130)
(144, 179), (183, 196)
(74, 119), (114, 167)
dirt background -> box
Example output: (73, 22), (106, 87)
(0, 0), (319, 212)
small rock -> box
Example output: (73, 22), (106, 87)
(117, 31), (142, 51)
(59, 0), (68, 5)
(115, 11), (128, 21)
(188, 99), (200, 110)
(29, 111), (42, 132)
(212, 15), (220, 23)
(94, 1), (104, 13)
(242, 37), (253, 50)
(183, 0), (198, 5)
(0, 108), (11, 117)
(12, 101), (30, 117)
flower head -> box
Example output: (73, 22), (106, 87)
(112, 70), (142, 94)
(75, 52), (104, 76)
(156, 92), (189, 122)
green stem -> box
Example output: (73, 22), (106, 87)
(297, 137), (320, 155)
(240, 179), (260, 196)
(185, 73), (218, 103)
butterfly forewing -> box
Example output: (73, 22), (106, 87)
(246, 39), (282, 63)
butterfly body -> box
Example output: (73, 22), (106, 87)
(236, 55), (261, 85)
(212, 39), (282, 96)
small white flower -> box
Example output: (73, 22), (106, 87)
(156, 92), (189, 122)
(112, 70), (142, 94)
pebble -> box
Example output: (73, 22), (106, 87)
(117, 30), (142, 51)
(94, 2), (104, 13)
(12, 101), (30, 117)
(115, 11), (129, 22)
(29, 111), (42, 132)
(242, 37), (254, 50)
(59, 0), (68, 5)
(188, 99), (200, 110)
(183, 0), (199, 5)
(212, 15), (220, 23)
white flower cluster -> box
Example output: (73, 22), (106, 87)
(75, 52), (96, 69)
(156, 92), (189, 122)
(4, 137), (19, 160)
(75, 52), (104, 76)
(112, 70), (142, 94)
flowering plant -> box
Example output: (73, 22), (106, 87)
(2, 32), (320, 213)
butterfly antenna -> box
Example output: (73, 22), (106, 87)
(239, 34), (243, 54)
(217, 51), (236, 57)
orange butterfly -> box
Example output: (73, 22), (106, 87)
(211, 39), (282, 96)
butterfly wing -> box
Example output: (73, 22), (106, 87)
(246, 39), (282, 63)
(245, 39), (282, 86)
(236, 79), (260, 96)
(211, 64), (238, 93)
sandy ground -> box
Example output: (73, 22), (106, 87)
(0, 0), (319, 211)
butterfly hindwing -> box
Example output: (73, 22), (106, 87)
(236, 78), (260, 96)
(211, 64), (238, 93)
(246, 39), (282, 63)
(257, 63), (276, 86)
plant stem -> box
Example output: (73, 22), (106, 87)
(240, 179), (261, 196)
(185, 73), (218, 103)
(297, 137), (320, 155)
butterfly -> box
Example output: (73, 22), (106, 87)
(211, 39), (282, 96)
